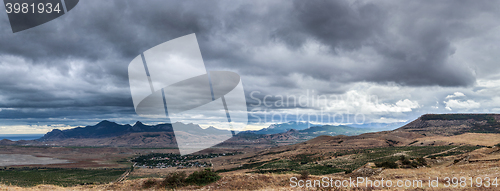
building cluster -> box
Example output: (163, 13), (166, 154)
(132, 152), (240, 169)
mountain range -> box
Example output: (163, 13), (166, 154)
(39, 120), (173, 140)
(6, 113), (497, 149)
(0, 120), (372, 148)
(247, 121), (317, 134)
(38, 120), (372, 141)
(39, 121), (231, 141)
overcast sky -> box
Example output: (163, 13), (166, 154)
(1, 0), (500, 133)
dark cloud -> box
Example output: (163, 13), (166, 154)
(277, 1), (386, 50)
(0, 0), (498, 125)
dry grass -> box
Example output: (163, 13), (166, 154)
(415, 133), (500, 146)
(3, 133), (500, 190)
(2, 164), (500, 191)
(4, 147), (500, 190)
(1, 157), (498, 191)
(128, 166), (202, 179)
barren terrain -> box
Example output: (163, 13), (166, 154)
(0, 146), (177, 168)
(2, 146), (500, 190)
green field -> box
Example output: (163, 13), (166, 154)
(0, 168), (127, 187)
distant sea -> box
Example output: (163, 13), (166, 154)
(0, 134), (44, 141)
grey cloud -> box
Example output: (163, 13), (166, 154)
(0, 0), (498, 125)
(277, 1), (386, 50)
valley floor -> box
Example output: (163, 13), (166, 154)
(2, 147), (500, 190)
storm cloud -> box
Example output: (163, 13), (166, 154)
(0, 0), (499, 130)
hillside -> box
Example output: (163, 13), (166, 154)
(200, 113), (500, 176)
(397, 114), (500, 136)
(249, 113), (500, 161)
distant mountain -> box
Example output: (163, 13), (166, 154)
(39, 121), (229, 141)
(229, 124), (373, 146)
(16, 120), (373, 148)
(30, 114), (500, 149)
(299, 125), (373, 136)
(39, 121), (173, 141)
(243, 121), (373, 138)
(350, 121), (409, 131)
(249, 121), (317, 134)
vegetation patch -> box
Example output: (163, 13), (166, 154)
(216, 159), (277, 173)
(0, 168), (126, 187)
(375, 161), (398, 169)
(143, 169), (220, 189)
(254, 159), (343, 175)
(185, 168), (221, 186)
(421, 114), (496, 124)
(162, 171), (187, 188)
(420, 114), (500, 133)
(314, 146), (478, 172)
(217, 145), (481, 175)
(427, 145), (482, 158)
(142, 178), (158, 189)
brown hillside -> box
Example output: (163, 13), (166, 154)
(398, 113), (500, 136)
(203, 114), (500, 171)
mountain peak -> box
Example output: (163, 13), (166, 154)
(97, 120), (116, 125)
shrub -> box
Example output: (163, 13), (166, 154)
(185, 168), (221, 186)
(142, 178), (158, 189)
(495, 143), (500, 147)
(300, 170), (309, 179)
(162, 171), (187, 188)
(402, 160), (411, 165)
(400, 156), (411, 165)
(416, 157), (427, 166)
(410, 161), (420, 168)
(375, 161), (398, 169)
